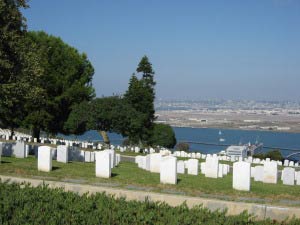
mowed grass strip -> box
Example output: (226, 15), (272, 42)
(1, 156), (300, 206)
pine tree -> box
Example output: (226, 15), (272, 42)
(124, 56), (156, 145)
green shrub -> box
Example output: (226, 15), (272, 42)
(149, 123), (177, 148)
(253, 150), (283, 161)
(176, 142), (190, 152)
(1, 181), (298, 224)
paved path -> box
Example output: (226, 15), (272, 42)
(1, 175), (300, 221)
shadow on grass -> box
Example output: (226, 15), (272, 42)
(111, 173), (118, 178)
(52, 166), (60, 171)
(177, 178), (182, 184)
(0, 161), (11, 164)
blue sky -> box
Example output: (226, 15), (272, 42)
(23, 0), (300, 101)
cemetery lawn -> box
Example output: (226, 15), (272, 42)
(1, 156), (300, 206)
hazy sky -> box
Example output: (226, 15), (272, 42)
(23, 0), (300, 101)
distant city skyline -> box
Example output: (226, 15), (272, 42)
(23, 0), (300, 101)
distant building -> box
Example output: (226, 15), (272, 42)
(226, 145), (248, 158)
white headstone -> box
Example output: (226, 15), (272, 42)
(149, 153), (162, 173)
(284, 159), (289, 167)
(102, 149), (115, 168)
(149, 148), (155, 154)
(282, 167), (295, 185)
(263, 161), (278, 184)
(254, 166), (264, 182)
(251, 167), (255, 178)
(38, 146), (52, 172)
(14, 141), (26, 158)
(116, 154), (121, 165)
(218, 164), (223, 178)
(296, 172), (300, 185)
(200, 162), (206, 174)
(177, 160), (185, 174)
(233, 161), (251, 191)
(223, 164), (229, 175)
(134, 146), (140, 153)
(135, 155), (143, 164)
(84, 151), (91, 162)
(205, 157), (219, 178)
(57, 145), (68, 163)
(95, 151), (111, 178)
(91, 152), (95, 162)
(145, 155), (151, 171)
(25, 145), (29, 157)
(80, 150), (85, 162)
(160, 156), (177, 184)
(187, 159), (198, 175)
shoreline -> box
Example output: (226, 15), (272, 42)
(168, 124), (300, 134)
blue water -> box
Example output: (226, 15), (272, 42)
(173, 127), (300, 157)
(59, 127), (300, 158)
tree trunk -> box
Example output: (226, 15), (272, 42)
(98, 130), (110, 145)
(32, 126), (40, 141)
(10, 127), (14, 139)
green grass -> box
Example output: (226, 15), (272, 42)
(1, 156), (300, 206)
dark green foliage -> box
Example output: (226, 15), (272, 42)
(176, 142), (190, 152)
(24, 31), (95, 138)
(65, 96), (143, 144)
(150, 123), (177, 148)
(124, 56), (156, 145)
(1, 181), (297, 224)
(253, 150), (283, 161)
(63, 101), (91, 135)
(0, 0), (42, 136)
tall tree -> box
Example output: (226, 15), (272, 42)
(0, 0), (42, 137)
(124, 56), (156, 145)
(24, 31), (95, 139)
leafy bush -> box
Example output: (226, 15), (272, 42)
(176, 142), (190, 152)
(1, 181), (298, 224)
(149, 123), (177, 148)
(253, 150), (283, 161)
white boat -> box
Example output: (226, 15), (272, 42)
(218, 130), (222, 135)
(219, 138), (225, 142)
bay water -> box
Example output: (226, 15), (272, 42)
(60, 127), (300, 159)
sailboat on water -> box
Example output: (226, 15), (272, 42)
(218, 130), (225, 142)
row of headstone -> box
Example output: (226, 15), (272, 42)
(234, 161), (300, 192)
(136, 153), (232, 179)
(0, 129), (31, 141)
(251, 161), (278, 184)
(37, 146), (120, 178)
(281, 167), (300, 185)
(0, 141), (29, 158)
